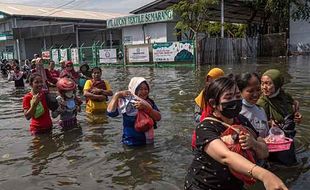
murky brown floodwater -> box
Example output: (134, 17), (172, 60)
(0, 56), (309, 190)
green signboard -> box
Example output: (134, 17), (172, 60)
(107, 10), (174, 28)
(0, 34), (13, 41)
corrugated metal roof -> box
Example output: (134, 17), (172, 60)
(130, 0), (266, 24)
(0, 3), (128, 21)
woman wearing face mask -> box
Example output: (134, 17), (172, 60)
(185, 77), (287, 190)
(107, 77), (161, 146)
(257, 69), (302, 166)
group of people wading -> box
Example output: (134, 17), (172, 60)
(14, 55), (161, 147)
(186, 68), (301, 190)
(3, 55), (302, 190)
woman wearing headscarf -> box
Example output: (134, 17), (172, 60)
(185, 77), (286, 190)
(257, 69), (302, 166)
(59, 61), (80, 83)
(192, 68), (224, 149)
(194, 68), (225, 123)
(107, 77), (161, 146)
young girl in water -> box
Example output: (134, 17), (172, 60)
(107, 77), (161, 146)
(185, 76), (287, 190)
(52, 77), (82, 129)
(22, 73), (53, 135)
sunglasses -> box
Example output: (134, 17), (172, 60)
(66, 65), (73, 67)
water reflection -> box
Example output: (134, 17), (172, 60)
(0, 56), (309, 189)
(111, 145), (161, 188)
(86, 113), (108, 124)
(29, 133), (58, 175)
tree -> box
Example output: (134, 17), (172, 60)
(245, 0), (310, 34)
(170, 0), (219, 40)
(171, 0), (310, 38)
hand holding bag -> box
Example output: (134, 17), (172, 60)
(30, 99), (45, 119)
(134, 110), (154, 132)
(203, 117), (257, 185)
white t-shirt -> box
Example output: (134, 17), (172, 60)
(240, 99), (269, 138)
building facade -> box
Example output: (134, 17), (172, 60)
(0, 3), (124, 61)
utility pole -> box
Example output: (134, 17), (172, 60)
(221, 0), (224, 38)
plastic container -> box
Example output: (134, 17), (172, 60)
(264, 127), (293, 152)
(269, 127), (285, 138)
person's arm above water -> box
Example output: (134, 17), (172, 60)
(23, 93), (41, 120)
(102, 80), (113, 96)
(134, 99), (161, 121)
(292, 99), (302, 124)
(205, 139), (287, 190)
(239, 134), (269, 159)
(107, 90), (131, 115)
(83, 80), (105, 101)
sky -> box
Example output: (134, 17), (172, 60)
(0, 0), (154, 13)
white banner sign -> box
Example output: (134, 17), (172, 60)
(51, 49), (59, 64)
(60, 49), (68, 61)
(152, 42), (178, 62)
(41, 51), (50, 60)
(99, 49), (117, 63)
(70, 48), (79, 64)
(152, 41), (194, 62)
(128, 47), (149, 63)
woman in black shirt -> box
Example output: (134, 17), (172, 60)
(185, 77), (287, 190)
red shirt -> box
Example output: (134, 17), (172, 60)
(49, 69), (60, 78)
(22, 92), (52, 134)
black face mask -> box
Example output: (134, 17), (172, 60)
(220, 99), (242, 119)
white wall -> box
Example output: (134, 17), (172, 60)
(290, 19), (310, 52)
(122, 25), (144, 45)
(122, 23), (169, 45)
(144, 23), (167, 43)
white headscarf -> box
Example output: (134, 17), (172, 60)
(128, 77), (150, 95)
(118, 77), (151, 116)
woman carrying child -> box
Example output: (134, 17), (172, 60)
(60, 61), (80, 83)
(107, 77), (161, 146)
(83, 67), (113, 124)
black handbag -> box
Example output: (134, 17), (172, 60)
(279, 114), (296, 138)
(45, 93), (59, 112)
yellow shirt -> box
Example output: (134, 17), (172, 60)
(84, 79), (111, 113)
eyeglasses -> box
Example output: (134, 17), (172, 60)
(66, 65), (73, 67)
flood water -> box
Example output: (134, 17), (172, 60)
(0, 56), (309, 190)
